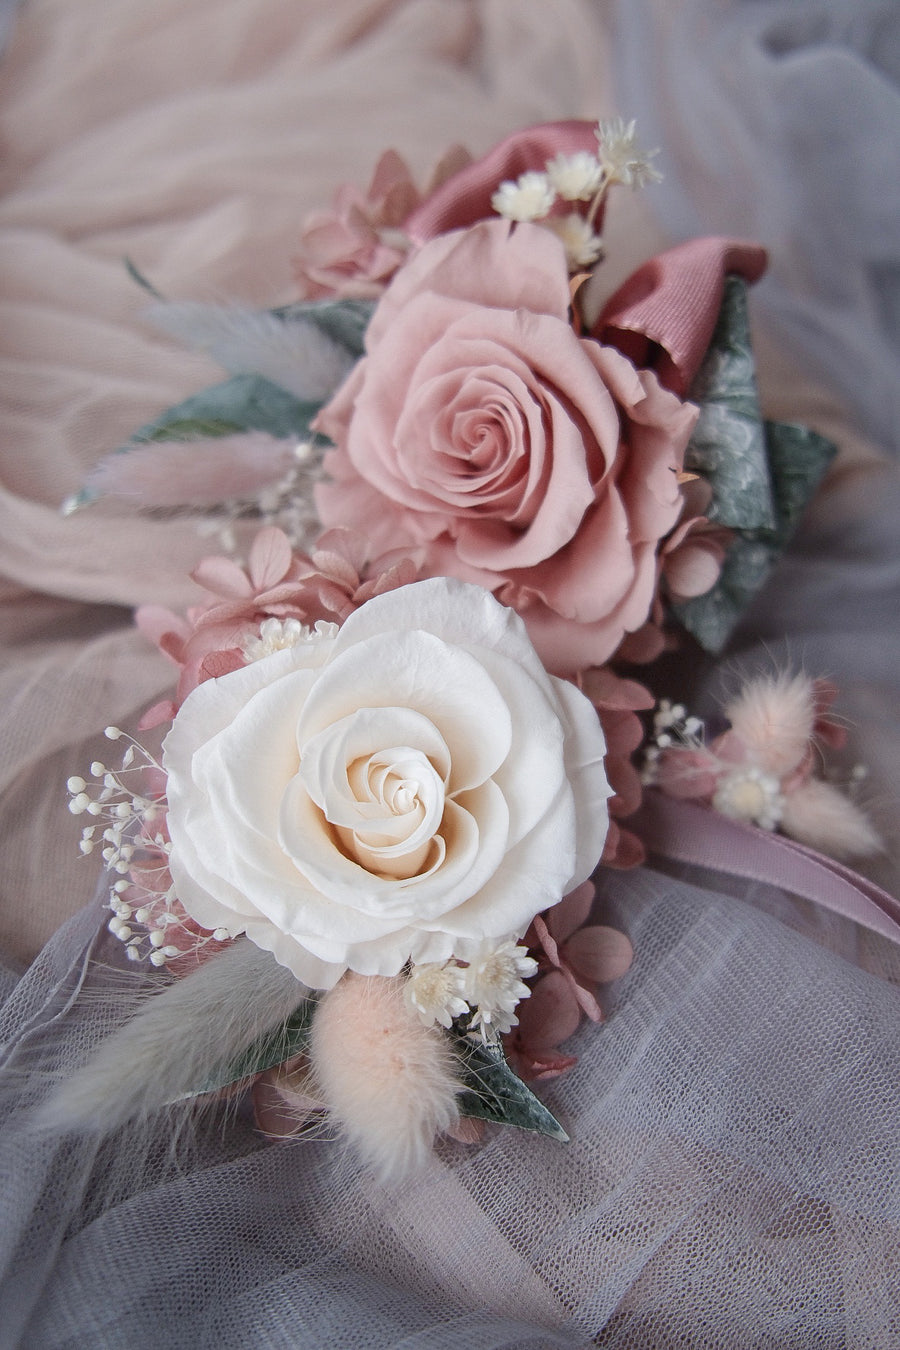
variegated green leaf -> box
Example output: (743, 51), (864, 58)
(174, 998), (317, 1103)
(452, 1032), (569, 1141)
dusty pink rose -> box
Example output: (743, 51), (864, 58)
(292, 146), (471, 300)
(315, 220), (699, 674)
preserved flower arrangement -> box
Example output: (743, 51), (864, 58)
(49, 120), (885, 1180)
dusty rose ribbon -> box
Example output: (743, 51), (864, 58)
(635, 790), (900, 946)
(594, 236), (767, 395)
(405, 121), (767, 397)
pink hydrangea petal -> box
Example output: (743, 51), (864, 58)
(444, 1116), (485, 1144)
(546, 880), (595, 943)
(531, 912), (561, 966)
(563, 926), (634, 984)
(515, 969), (582, 1051)
(138, 699), (177, 731)
(664, 539), (723, 599)
(192, 555), (254, 599)
(602, 824), (645, 869)
(514, 1049), (579, 1082)
(252, 1077), (320, 1139)
(198, 648), (246, 682)
(581, 667), (655, 713)
(248, 526), (293, 591)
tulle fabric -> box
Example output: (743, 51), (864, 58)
(2, 867), (899, 1349)
(1, 1), (899, 1345)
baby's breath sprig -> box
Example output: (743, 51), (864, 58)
(641, 699), (705, 786)
(67, 727), (232, 967)
(490, 118), (660, 273)
(67, 727), (165, 872)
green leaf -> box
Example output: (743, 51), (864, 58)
(674, 419), (836, 652)
(271, 298), (375, 359)
(451, 1031), (569, 1141)
(130, 373), (322, 445)
(172, 999), (318, 1103)
(685, 275), (776, 532)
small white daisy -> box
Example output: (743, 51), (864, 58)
(713, 765), (785, 832)
(404, 960), (469, 1030)
(463, 940), (538, 1040)
(595, 117), (662, 189)
(544, 212), (604, 269)
(545, 151), (604, 202)
(241, 617), (339, 662)
(491, 171), (556, 222)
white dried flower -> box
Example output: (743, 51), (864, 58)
(545, 151), (604, 202)
(463, 940), (538, 1040)
(241, 617), (339, 663)
(544, 212), (604, 269)
(595, 118), (662, 189)
(404, 960), (469, 1030)
(713, 766), (785, 832)
(491, 171), (555, 222)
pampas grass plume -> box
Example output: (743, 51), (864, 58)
(310, 972), (461, 1182)
(724, 673), (817, 777)
(780, 779), (882, 859)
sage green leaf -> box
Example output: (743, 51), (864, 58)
(130, 373), (322, 445)
(685, 275), (776, 532)
(452, 1032), (569, 1141)
(272, 298), (375, 359)
(173, 999), (318, 1103)
(674, 420), (836, 652)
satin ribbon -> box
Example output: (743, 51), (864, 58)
(634, 791), (900, 946)
(404, 120), (767, 395)
(594, 236), (767, 395)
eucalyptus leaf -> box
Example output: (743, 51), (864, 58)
(272, 298), (375, 359)
(130, 373), (322, 445)
(685, 276), (775, 532)
(173, 998), (318, 1104)
(674, 419), (836, 652)
(452, 1031), (569, 1141)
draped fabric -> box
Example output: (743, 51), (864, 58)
(1, 2), (898, 1345)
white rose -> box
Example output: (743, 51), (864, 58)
(162, 578), (611, 988)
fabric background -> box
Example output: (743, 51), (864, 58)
(1, 1), (898, 1345)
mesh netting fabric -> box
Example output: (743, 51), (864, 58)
(1, 868), (898, 1348)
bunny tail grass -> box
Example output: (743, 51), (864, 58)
(41, 941), (307, 1133)
(780, 779), (882, 859)
(144, 301), (355, 402)
(310, 973), (461, 1183)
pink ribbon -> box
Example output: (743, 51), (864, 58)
(595, 237), (767, 395)
(633, 791), (900, 945)
(404, 120), (602, 244)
